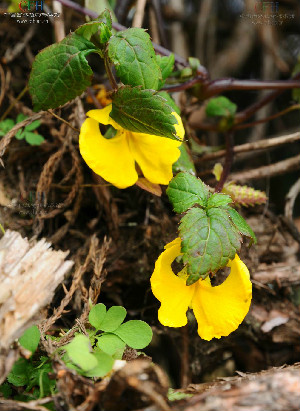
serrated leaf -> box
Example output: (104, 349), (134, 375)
(114, 320), (152, 349)
(25, 132), (45, 145)
(84, 351), (114, 377)
(108, 28), (162, 90)
(110, 86), (180, 140)
(75, 9), (112, 42)
(98, 306), (127, 332)
(89, 303), (107, 330)
(97, 333), (126, 358)
(156, 91), (180, 115)
(24, 120), (41, 131)
(156, 54), (174, 89)
(173, 143), (196, 175)
(227, 207), (257, 244)
(0, 382), (12, 398)
(207, 193), (232, 208)
(179, 207), (241, 284)
(29, 32), (97, 111)
(206, 96), (237, 118)
(19, 325), (40, 354)
(166, 172), (209, 213)
(64, 335), (98, 371)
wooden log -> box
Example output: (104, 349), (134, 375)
(0, 230), (73, 383)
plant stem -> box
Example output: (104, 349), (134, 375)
(104, 52), (118, 91)
(215, 132), (234, 193)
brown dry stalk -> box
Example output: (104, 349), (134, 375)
(200, 132), (300, 162)
(230, 154), (300, 181)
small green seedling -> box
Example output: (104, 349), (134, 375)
(0, 114), (44, 145)
(61, 303), (153, 378)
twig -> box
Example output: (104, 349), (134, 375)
(132, 0), (147, 28)
(104, 51), (118, 91)
(233, 104), (300, 130)
(285, 177), (300, 220)
(230, 154), (300, 181)
(215, 132), (234, 192)
(48, 110), (80, 133)
(0, 398), (54, 411)
(2, 25), (36, 64)
(200, 131), (300, 162)
(0, 86), (28, 122)
(53, 0), (65, 41)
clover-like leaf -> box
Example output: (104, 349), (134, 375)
(167, 172), (209, 213)
(19, 325), (40, 354)
(63, 335), (98, 371)
(29, 32), (97, 111)
(89, 303), (107, 330)
(179, 207), (242, 284)
(114, 320), (152, 349)
(84, 350), (114, 378)
(24, 132), (45, 145)
(110, 86), (181, 140)
(97, 333), (126, 358)
(98, 306), (127, 332)
(108, 28), (162, 90)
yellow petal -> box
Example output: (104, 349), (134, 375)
(129, 132), (181, 185)
(150, 238), (195, 327)
(79, 118), (138, 189)
(191, 255), (252, 341)
(87, 105), (122, 130)
(172, 112), (185, 141)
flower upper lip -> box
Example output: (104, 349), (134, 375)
(79, 104), (184, 189)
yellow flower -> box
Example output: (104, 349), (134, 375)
(150, 238), (252, 341)
(79, 105), (184, 189)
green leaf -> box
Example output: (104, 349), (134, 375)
(156, 54), (174, 89)
(97, 333), (126, 358)
(207, 193), (232, 208)
(156, 91), (180, 115)
(206, 96), (237, 118)
(179, 207), (242, 284)
(15, 129), (25, 140)
(75, 9), (112, 43)
(7, 358), (31, 387)
(19, 325), (40, 354)
(227, 207), (257, 245)
(0, 118), (15, 134)
(84, 351), (114, 378)
(16, 113), (28, 123)
(173, 144), (196, 175)
(98, 306), (127, 332)
(89, 303), (107, 330)
(0, 382), (12, 398)
(29, 32), (97, 111)
(114, 320), (152, 349)
(63, 335), (98, 371)
(166, 172), (209, 213)
(168, 388), (193, 401)
(111, 86), (180, 140)
(108, 28), (162, 90)
(188, 57), (201, 72)
(24, 120), (41, 131)
(24, 132), (45, 145)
